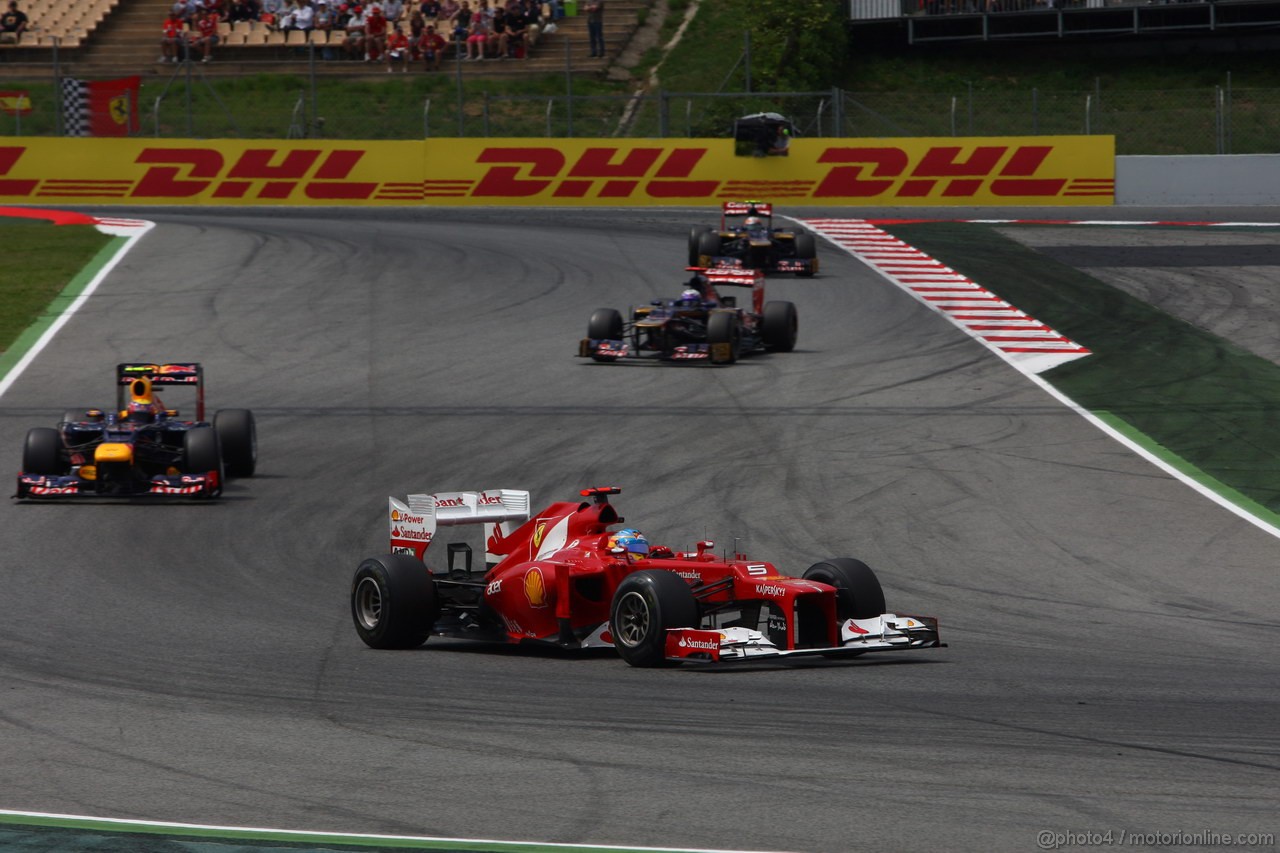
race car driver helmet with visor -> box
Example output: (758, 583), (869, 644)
(607, 528), (650, 557)
(122, 377), (161, 423)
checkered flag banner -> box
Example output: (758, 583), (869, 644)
(61, 75), (140, 137)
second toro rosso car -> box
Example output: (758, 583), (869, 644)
(577, 266), (798, 365)
(351, 486), (942, 667)
(689, 201), (818, 277)
(14, 362), (257, 500)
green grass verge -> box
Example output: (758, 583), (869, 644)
(880, 222), (1280, 514)
(0, 222), (114, 355)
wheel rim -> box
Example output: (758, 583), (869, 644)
(615, 590), (652, 647)
(354, 577), (384, 631)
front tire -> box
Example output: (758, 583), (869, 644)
(761, 301), (798, 352)
(610, 570), (699, 667)
(23, 428), (63, 475)
(588, 307), (624, 341)
(183, 426), (224, 497)
(803, 558), (886, 620)
(707, 310), (740, 364)
(214, 408), (257, 478)
(351, 554), (440, 649)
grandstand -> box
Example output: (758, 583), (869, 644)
(0, 0), (645, 76)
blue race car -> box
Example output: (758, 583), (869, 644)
(15, 362), (256, 500)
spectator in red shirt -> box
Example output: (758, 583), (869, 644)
(417, 22), (445, 69)
(192, 7), (219, 61)
(159, 10), (187, 62)
(385, 23), (409, 70)
(363, 3), (387, 60)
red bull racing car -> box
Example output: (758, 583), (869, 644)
(14, 362), (256, 500)
(689, 201), (818, 276)
(577, 266), (798, 365)
(351, 486), (942, 667)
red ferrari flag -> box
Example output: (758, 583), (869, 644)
(60, 76), (140, 136)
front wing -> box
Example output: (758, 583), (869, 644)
(15, 470), (220, 499)
(664, 613), (942, 664)
(578, 338), (714, 362)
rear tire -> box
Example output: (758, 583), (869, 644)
(706, 310), (740, 365)
(610, 570), (699, 667)
(23, 428), (63, 475)
(803, 558), (886, 620)
(762, 301), (798, 352)
(794, 232), (817, 277)
(697, 230), (721, 263)
(351, 554), (440, 649)
(214, 408), (257, 478)
(688, 226), (712, 266)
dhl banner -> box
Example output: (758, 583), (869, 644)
(0, 136), (1113, 206)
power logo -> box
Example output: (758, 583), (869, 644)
(131, 148), (378, 199)
(471, 146), (718, 199)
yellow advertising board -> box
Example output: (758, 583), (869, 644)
(0, 136), (1113, 206)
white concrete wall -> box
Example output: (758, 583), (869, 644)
(1117, 155), (1280, 205)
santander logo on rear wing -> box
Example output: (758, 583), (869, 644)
(389, 488), (531, 563)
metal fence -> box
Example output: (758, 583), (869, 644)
(1, 68), (1273, 155)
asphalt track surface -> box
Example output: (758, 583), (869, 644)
(1, 207), (1277, 852)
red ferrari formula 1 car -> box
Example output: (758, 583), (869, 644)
(351, 487), (942, 666)
(14, 362), (256, 500)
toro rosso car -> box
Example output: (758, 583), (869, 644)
(577, 266), (797, 365)
(351, 486), (942, 667)
(15, 362), (256, 500)
(689, 201), (818, 277)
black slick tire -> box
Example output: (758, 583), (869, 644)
(183, 426), (224, 497)
(351, 554), (440, 649)
(697, 229), (721, 262)
(688, 226), (712, 266)
(610, 569), (699, 667)
(761, 301), (798, 352)
(706, 310), (740, 364)
(214, 408), (257, 478)
(23, 428), (63, 475)
(803, 558), (886, 620)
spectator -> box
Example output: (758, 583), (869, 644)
(504, 2), (527, 55)
(170, 0), (197, 25)
(407, 7), (424, 42)
(417, 21), (445, 68)
(201, 0), (228, 22)
(342, 3), (366, 56)
(450, 0), (471, 39)
(385, 22), (409, 69)
(382, 0), (404, 22)
(260, 0), (286, 26)
(228, 0), (261, 23)
(463, 12), (487, 58)
(585, 0), (602, 57)
(158, 9), (187, 61)
(0, 1), (27, 44)
(192, 6), (220, 60)
(517, 0), (540, 47)
(279, 0), (315, 30)
(419, 0), (442, 20)
(489, 6), (507, 57)
(363, 3), (387, 59)
(313, 0), (336, 32)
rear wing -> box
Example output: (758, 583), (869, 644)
(722, 201), (772, 217)
(703, 267), (765, 288)
(389, 489), (531, 566)
(116, 363), (204, 419)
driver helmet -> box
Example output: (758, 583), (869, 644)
(123, 378), (159, 422)
(607, 528), (649, 556)
(679, 288), (702, 304)
(743, 216), (762, 228)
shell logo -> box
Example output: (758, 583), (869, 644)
(391, 509), (401, 521)
(532, 521), (547, 549)
(523, 566), (548, 608)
